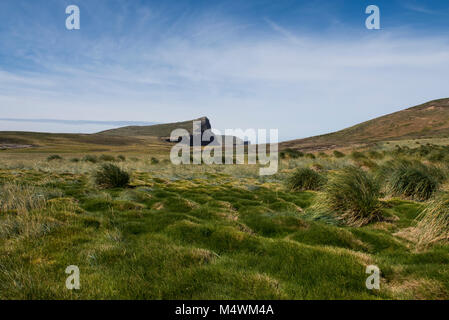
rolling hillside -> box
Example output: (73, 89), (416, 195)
(2, 99), (449, 153)
(281, 98), (449, 151)
(97, 117), (211, 138)
(0, 117), (211, 151)
(0, 117), (243, 151)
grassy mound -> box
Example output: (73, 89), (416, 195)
(94, 164), (130, 188)
(82, 155), (98, 163)
(416, 192), (449, 248)
(333, 150), (345, 158)
(2, 153), (449, 299)
(315, 166), (381, 226)
(99, 154), (116, 162)
(287, 168), (325, 191)
(47, 154), (63, 161)
(379, 160), (445, 201)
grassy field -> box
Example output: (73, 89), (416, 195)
(1, 144), (449, 299)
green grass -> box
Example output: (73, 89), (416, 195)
(416, 193), (449, 248)
(312, 166), (382, 227)
(378, 159), (445, 201)
(0, 152), (449, 300)
(94, 164), (130, 189)
(286, 167), (326, 191)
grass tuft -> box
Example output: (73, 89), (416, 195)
(94, 164), (130, 189)
(287, 167), (325, 191)
(82, 155), (98, 163)
(314, 166), (382, 226)
(416, 192), (449, 248)
(47, 155), (63, 161)
(99, 154), (116, 162)
(379, 160), (445, 201)
(333, 150), (345, 158)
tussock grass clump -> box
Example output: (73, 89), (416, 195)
(287, 168), (325, 191)
(99, 154), (116, 162)
(82, 155), (98, 163)
(379, 160), (445, 201)
(282, 148), (304, 159)
(427, 151), (446, 163)
(0, 183), (57, 240)
(350, 151), (366, 160)
(310, 163), (324, 172)
(318, 152), (328, 158)
(315, 166), (382, 226)
(47, 155), (63, 161)
(367, 150), (384, 160)
(333, 150), (345, 158)
(354, 158), (378, 170)
(94, 164), (130, 188)
(416, 192), (449, 248)
(0, 183), (47, 213)
(305, 153), (316, 159)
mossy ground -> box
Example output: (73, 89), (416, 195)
(0, 151), (448, 299)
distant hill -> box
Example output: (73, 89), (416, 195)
(281, 98), (449, 151)
(97, 117), (211, 138)
(0, 116), (245, 151)
(4, 98), (449, 153)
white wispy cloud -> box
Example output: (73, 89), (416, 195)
(1, 8), (449, 140)
(402, 3), (440, 15)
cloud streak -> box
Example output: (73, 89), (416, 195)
(1, 1), (449, 140)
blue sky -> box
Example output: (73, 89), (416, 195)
(1, 0), (449, 140)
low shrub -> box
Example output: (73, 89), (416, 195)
(287, 168), (326, 191)
(151, 157), (160, 164)
(94, 164), (130, 188)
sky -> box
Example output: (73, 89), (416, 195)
(1, 0), (449, 141)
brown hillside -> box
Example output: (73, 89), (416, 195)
(97, 117), (211, 138)
(281, 98), (449, 152)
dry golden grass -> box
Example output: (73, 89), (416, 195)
(416, 193), (449, 248)
(0, 182), (47, 213)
